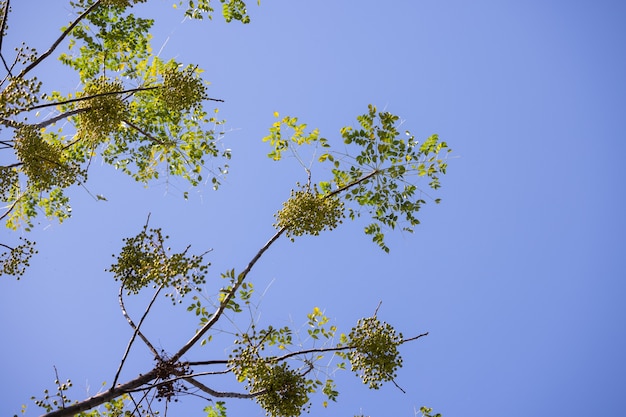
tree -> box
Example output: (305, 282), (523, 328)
(1, 1), (450, 416)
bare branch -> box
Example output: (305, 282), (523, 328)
(18, 0), (104, 79)
(169, 226), (287, 364)
(170, 170), (394, 364)
(402, 332), (429, 343)
(391, 378), (406, 394)
(24, 86), (159, 112)
(185, 359), (229, 366)
(52, 366), (66, 410)
(0, 117), (21, 129)
(0, 194), (22, 222)
(42, 368), (159, 417)
(373, 300), (382, 317)
(33, 107), (88, 129)
(0, 0), (10, 74)
(325, 169), (379, 199)
(113, 283), (162, 388)
(183, 376), (260, 399)
(123, 118), (167, 145)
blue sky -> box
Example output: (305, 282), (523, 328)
(2, 1), (625, 416)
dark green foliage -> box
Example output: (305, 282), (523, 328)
(327, 105), (451, 252)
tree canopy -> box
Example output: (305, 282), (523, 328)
(1, 1), (450, 416)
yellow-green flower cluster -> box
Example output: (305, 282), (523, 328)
(77, 77), (127, 146)
(274, 184), (344, 240)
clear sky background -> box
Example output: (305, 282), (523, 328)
(2, 1), (625, 416)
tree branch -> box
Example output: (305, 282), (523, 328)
(325, 169), (378, 199)
(40, 170), (424, 417)
(0, 0), (10, 75)
(123, 118), (167, 145)
(113, 284), (162, 388)
(169, 226), (287, 364)
(24, 86), (159, 112)
(18, 0), (103, 79)
(183, 376), (260, 399)
(33, 107), (88, 129)
(41, 368), (159, 417)
(0, 194), (22, 222)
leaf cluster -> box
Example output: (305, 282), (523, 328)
(325, 105), (451, 252)
(182, 0), (258, 23)
(1, 0), (233, 269)
(264, 104), (451, 252)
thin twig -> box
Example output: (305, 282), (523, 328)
(182, 376), (260, 399)
(0, 194), (21, 222)
(123, 119), (167, 145)
(0, 0), (10, 74)
(373, 300), (382, 317)
(23, 86), (159, 112)
(33, 107), (88, 129)
(18, 0), (103, 79)
(52, 366), (66, 409)
(391, 378), (406, 394)
(113, 284), (162, 389)
(185, 359), (229, 367)
(325, 169), (379, 199)
(169, 226), (287, 364)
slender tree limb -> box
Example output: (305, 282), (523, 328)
(18, 0), (103, 79)
(40, 172), (426, 416)
(170, 170), (397, 364)
(169, 226), (287, 364)
(41, 368), (159, 417)
(325, 169), (379, 199)
(0, 194), (21, 222)
(123, 118), (167, 145)
(0, 0), (10, 75)
(0, 47), (19, 88)
(52, 366), (67, 410)
(22, 87), (223, 113)
(373, 300), (382, 317)
(33, 107), (88, 129)
(23, 86), (159, 112)
(113, 284), (162, 388)
(402, 332), (429, 343)
(391, 378), (406, 394)
(0, 117), (21, 129)
(182, 376), (261, 399)
(185, 359), (229, 366)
